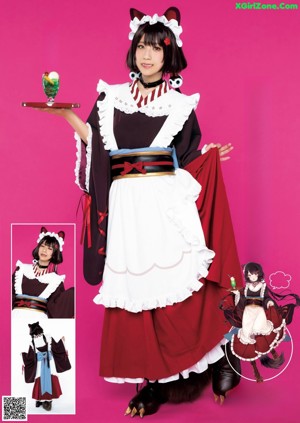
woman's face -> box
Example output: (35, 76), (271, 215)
(38, 242), (53, 264)
(248, 272), (259, 282)
(135, 35), (164, 82)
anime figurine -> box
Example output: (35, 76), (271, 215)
(38, 6), (242, 417)
(220, 262), (300, 382)
(22, 322), (71, 411)
(12, 226), (74, 319)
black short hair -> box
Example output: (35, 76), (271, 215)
(32, 235), (63, 265)
(244, 262), (264, 282)
(126, 22), (187, 75)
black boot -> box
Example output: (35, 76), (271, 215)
(125, 382), (168, 418)
(211, 344), (241, 404)
(35, 401), (42, 408)
(42, 401), (52, 411)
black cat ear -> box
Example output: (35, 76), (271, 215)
(164, 7), (180, 24)
(130, 8), (146, 20)
(58, 231), (65, 240)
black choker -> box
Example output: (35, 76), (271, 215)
(139, 77), (164, 89)
(37, 263), (49, 269)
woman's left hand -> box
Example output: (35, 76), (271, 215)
(205, 143), (233, 161)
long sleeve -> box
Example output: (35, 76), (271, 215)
(47, 283), (75, 318)
(172, 110), (202, 168)
(51, 338), (71, 373)
(75, 95), (111, 286)
(22, 346), (37, 383)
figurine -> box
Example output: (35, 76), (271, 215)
(220, 262), (300, 382)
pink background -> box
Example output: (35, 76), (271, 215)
(1, 0), (299, 422)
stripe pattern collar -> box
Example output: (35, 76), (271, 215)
(130, 79), (169, 108)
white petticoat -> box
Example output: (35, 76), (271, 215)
(94, 168), (215, 313)
(104, 339), (227, 384)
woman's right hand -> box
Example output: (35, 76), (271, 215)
(205, 143), (233, 161)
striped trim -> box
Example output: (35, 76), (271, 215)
(130, 80), (169, 108)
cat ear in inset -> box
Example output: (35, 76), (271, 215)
(58, 231), (65, 240)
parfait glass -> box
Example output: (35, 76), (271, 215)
(42, 71), (60, 105)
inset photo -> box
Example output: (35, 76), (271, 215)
(11, 318), (75, 415)
(11, 224), (75, 320)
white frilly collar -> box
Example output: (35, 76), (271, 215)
(96, 79), (200, 151)
(14, 260), (65, 299)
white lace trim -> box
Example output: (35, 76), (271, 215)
(95, 80), (200, 150)
(149, 91), (199, 148)
(94, 273), (203, 313)
(74, 123), (92, 192)
(37, 231), (64, 252)
(96, 80), (118, 151)
(104, 340), (226, 384)
(129, 14), (183, 47)
(165, 215), (214, 279)
(14, 261), (65, 299)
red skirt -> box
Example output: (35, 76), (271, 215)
(100, 281), (231, 380)
(32, 375), (62, 400)
(232, 306), (286, 361)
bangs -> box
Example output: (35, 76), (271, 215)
(141, 23), (167, 46)
(40, 236), (59, 250)
(244, 262), (264, 280)
(33, 234), (63, 264)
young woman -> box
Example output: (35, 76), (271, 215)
(12, 227), (74, 319)
(39, 7), (242, 416)
(22, 321), (71, 411)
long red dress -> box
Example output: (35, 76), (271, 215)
(75, 80), (242, 382)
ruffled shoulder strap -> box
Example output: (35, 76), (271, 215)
(96, 80), (131, 151)
(150, 90), (200, 148)
(14, 261), (33, 294)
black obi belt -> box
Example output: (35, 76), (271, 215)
(245, 297), (264, 307)
(111, 151), (175, 180)
(14, 295), (48, 314)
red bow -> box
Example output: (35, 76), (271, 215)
(18, 300), (30, 307)
(98, 210), (108, 225)
(121, 161), (147, 176)
(98, 247), (106, 256)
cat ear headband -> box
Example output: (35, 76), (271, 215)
(129, 7), (183, 47)
(37, 226), (65, 251)
(28, 321), (44, 336)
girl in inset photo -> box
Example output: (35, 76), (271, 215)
(22, 321), (72, 413)
(12, 226), (74, 319)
